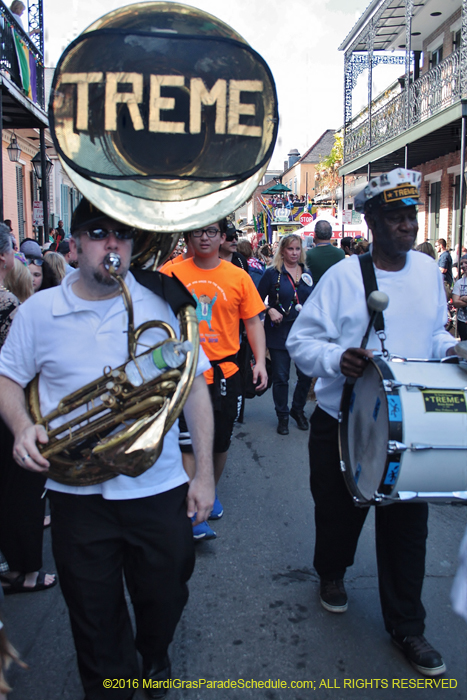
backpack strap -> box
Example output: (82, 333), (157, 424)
(358, 252), (385, 333)
(131, 268), (195, 315)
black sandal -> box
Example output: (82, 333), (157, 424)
(0, 570), (57, 594)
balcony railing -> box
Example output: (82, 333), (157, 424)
(0, 2), (44, 109)
(344, 49), (462, 163)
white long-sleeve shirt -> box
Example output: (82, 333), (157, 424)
(286, 250), (456, 419)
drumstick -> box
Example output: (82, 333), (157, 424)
(361, 291), (389, 350)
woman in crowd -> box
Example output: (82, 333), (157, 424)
(0, 226), (56, 595)
(27, 256), (61, 292)
(0, 228), (17, 346)
(352, 237), (370, 255)
(258, 234), (313, 435)
(43, 251), (66, 284)
(415, 241), (436, 259)
(259, 244), (273, 265)
(4, 258), (33, 303)
(237, 239), (265, 288)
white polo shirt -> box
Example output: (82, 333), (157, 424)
(0, 270), (210, 499)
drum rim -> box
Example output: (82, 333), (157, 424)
(339, 356), (403, 505)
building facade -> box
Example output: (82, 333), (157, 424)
(339, 0), (467, 247)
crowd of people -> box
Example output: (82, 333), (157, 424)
(0, 170), (466, 697)
(267, 194), (307, 208)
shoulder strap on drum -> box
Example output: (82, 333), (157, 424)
(131, 268), (196, 315)
(358, 252), (384, 332)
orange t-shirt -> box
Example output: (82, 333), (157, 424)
(166, 258), (265, 383)
(159, 253), (185, 273)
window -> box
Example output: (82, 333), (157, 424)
(61, 184), (70, 232)
(431, 45), (443, 67)
(453, 174), (466, 248)
(16, 166), (25, 241)
(429, 181), (441, 243)
(453, 30), (461, 51)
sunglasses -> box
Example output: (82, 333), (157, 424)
(225, 233), (238, 242)
(191, 228), (220, 238)
(81, 228), (135, 241)
(26, 257), (43, 266)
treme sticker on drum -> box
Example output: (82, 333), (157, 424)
(421, 390), (467, 413)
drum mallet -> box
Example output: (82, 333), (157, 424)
(360, 291), (389, 349)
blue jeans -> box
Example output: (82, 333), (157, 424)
(269, 348), (312, 419)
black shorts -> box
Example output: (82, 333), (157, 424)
(179, 372), (242, 454)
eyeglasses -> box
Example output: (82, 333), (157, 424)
(26, 257), (43, 266)
(81, 228), (135, 241)
(191, 228), (220, 238)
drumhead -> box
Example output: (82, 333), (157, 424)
(340, 361), (390, 503)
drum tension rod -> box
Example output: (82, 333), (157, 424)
(388, 440), (407, 453)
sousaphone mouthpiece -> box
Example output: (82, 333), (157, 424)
(104, 253), (121, 273)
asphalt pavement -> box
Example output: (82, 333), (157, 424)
(3, 378), (467, 700)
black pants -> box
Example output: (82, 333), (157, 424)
(309, 406), (427, 637)
(458, 319), (467, 341)
(49, 485), (195, 700)
(0, 417), (46, 572)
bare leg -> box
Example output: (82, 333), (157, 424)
(183, 452), (227, 486)
(214, 452), (228, 485)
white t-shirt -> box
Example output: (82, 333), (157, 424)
(286, 250), (456, 419)
(0, 270), (210, 499)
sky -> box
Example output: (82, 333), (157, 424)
(42, 0), (373, 170)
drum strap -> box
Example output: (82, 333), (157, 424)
(358, 252), (385, 333)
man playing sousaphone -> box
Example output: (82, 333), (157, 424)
(287, 169), (458, 677)
(0, 0), (280, 694)
(0, 199), (215, 699)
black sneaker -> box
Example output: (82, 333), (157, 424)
(277, 418), (289, 435)
(142, 653), (171, 698)
(319, 578), (348, 613)
(391, 634), (446, 677)
(290, 408), (309, 431)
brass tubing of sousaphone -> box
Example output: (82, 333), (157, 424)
(27, 302), (199, 485)
(27, 264), (198, 484)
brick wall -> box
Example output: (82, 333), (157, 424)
(413, 148), (463, 246)
(422, 8), (461, 74)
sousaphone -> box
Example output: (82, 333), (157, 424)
(29, 2), (278, 485)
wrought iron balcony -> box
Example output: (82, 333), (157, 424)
(344, 49), (463, 164)
(0, 1), (44, 109)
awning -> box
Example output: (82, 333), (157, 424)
(262, 183), (292, 194)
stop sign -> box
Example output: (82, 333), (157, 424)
(299, 212), (313, 226)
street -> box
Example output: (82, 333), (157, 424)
(3, 380), (467, 700)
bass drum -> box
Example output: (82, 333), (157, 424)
(339, 356), (467, 504)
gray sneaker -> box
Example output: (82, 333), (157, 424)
(319, 578), (348, 613)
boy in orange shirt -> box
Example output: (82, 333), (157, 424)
(168, 219), (267, 539)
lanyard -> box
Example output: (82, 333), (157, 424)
(275, 268), (300, 316)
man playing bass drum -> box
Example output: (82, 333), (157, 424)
(287, 169), (457, 677)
